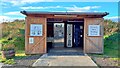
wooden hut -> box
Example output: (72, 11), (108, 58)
(21, 11), (109, 54)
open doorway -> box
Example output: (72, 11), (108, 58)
(47, 18), (84, 53)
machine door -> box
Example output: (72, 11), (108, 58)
(54, 23), (64, 48)
(74, 24), (83, 47)
(66, 24), (73, 47)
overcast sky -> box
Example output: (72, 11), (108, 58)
(0, 0), (119, 23)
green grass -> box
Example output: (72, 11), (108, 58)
(104, 47), (118, 57)
(104, 32), (118, 58)
(3, 59), (16, 65)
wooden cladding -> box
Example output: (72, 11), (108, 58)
(84, 18), (104, 53)
(25, 16), (104, 54)
(25, 17), (46, 54)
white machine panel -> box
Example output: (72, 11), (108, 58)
(67, 24), (73, 47)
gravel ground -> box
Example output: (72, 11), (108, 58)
(13, 55), (42, 66)
(90, 56), (118, 66)
(1, 55), (42, 68)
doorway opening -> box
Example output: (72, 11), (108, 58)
(47, 18), (84, 53)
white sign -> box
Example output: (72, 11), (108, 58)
(30, 24), (42, 36)
(29, 37), (34, 44)
(88, 25), (100, 36)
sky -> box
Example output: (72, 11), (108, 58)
(0, 0), (119, 23)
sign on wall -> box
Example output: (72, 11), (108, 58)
(29, 37), (34, 44)
(30, 24), (43, 36)
(88, 25), (100, 36)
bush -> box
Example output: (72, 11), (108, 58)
(14, 36), (25, 50)
(1, 44), (15, 51)
(1, 20), (25, 51)
(104, 19), (118, 35)
(1, 41), (15, 51)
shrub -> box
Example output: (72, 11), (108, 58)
(1, 44), (15, 51)
(1, 41), (15, 51)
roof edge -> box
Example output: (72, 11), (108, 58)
(20, 10), (109, 17)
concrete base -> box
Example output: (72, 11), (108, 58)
(32, 54), (97, 66)
(0, 63), (4, 68)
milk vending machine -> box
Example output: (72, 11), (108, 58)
(67, 24), (73, 47)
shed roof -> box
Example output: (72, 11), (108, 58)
(20, 11), (109, 17)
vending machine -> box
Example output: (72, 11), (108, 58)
(54, 23), (64, 48)
(67, 24), (73, 47)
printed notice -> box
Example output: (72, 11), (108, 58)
(88, 25), (100, 36)
(30, 24), (42, 36)
(29, 37), (34, 44)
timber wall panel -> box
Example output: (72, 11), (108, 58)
(84, 18), (104, 53)
(25, 16), (46, 54)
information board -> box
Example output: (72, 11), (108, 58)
(30, 24), (42, 36)
(88, 25), (100, 36)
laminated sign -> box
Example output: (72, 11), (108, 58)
(88, 25), (100, 36)
(30, 24), (43, 36)
(29, 37), (34, 44)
